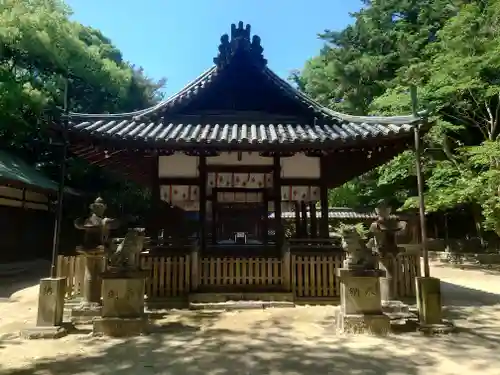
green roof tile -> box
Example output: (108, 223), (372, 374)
(0, 150), (78, 195)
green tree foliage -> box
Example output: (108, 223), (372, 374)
(298, 0), (500, 232)
(0, 0), (165, 216)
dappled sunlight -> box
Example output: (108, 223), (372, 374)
(1, 264), (500, 374)
(0, 324), (426, 375)
(1, 303), (500, 374)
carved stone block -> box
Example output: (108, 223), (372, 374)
(335, 268), (390, 335)
(36, 277), (66, 327)
(93, 272), (148, 337)
(100, 275), (146, 318)
(339, 275), (383, 315)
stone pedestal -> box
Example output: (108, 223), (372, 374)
(378, 254), (396, 301)
(378, 253), (412, 319)
(93, 270), (148, 337)
(336, 268), (390, 335)
(20, 277), (68, 339)
(415, 277), (454, 333)
(70, 248), (105, 324)
(416, 277), (442, 325)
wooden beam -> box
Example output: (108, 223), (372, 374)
(206, 165), (274, 173)
(88, 150), (126, 165)
(150, 152), (160, 242)
(94, 153), (144, 168)
(294, 202), (301, 238)
(158, 177), (201, 185)
(322, 141), (409, 188)
(263, 189), (269, 244)
(319, 157), (329, 238)
(309, 202), (317, 238)
(281, 178), (320, 186)
(199, 155), (207, 251)
(300, 201), (308, 238)
(273, 155), (282, 250)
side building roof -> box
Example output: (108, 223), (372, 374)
(0, 150), (80, 195)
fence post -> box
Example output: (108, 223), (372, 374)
(191, 240), (199, 292)
(282, 240), (291, 292)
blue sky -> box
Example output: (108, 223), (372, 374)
(66, 0), (363, 96)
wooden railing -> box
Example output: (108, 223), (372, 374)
(56, 246), (421, 302)
(56, 255), (106, 298)
(392, 253), (421, 297)
(198, 257), (282, 289)
(141, 255), (191, 299)
(292, 254), (343, 298)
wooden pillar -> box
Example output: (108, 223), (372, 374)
(309, 202), (317, 238)
(282, 240), (291, 291)
(319, 186), (329, 238)
(19, 188), (27, 256)
(150, 152), (160, 243)
(211, 194), (217, 245)
(300, 201), (308, 238)
(294, 201), (301, 238)
(319, 157), (329, 238)
(273, 155), (282, 250)
(199, 155), (207, 253)
(263, 190), (269, 244)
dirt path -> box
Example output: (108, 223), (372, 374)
(0, 262), (499, 375)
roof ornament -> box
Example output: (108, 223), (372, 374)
(213, 21), (267, 69)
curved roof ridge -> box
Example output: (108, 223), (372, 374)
(263, 67), (426, 124)
(68, 66), (217, 120)
(322, 107), (426, 125)
(133, 66), (217, 120)
(262, 67), (333, 118)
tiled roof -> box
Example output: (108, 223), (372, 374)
(63, 22), (426, 150)
(67, 120), (416, 149)
(0, 150), (79, 195)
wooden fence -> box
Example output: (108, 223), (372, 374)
(57, 252), (421, 302)
(141, 256), (191, 299)
(56, 255), (106, 298)
(199, 257), (283, 289)
(393, 253), (420, 297)
(292, 254), (343, 298)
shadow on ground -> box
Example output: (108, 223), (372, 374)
(441, 281), (500, 318)
(0, 262), (48, 301)
(2, 304), (500, 375)
(431, 262), (500, 276)
(0, 323), (431, 375)
(1, 276), (500, 374)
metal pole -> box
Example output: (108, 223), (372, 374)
(410, 85), (430, 278)
(50, 79), (69, 278)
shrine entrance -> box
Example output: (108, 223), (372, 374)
(213, 201), (267, 244)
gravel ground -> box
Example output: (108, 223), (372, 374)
(0, 261), (499, 375)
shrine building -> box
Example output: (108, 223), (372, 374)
(55, 22), (424, 302)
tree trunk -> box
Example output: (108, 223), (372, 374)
(471, 204), (485, 248)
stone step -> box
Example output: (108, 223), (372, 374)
(386, 311), (417, 321)
(382, 300), (410, 314)
(189, 292), (294, 304)
(189, 300), (295, 311)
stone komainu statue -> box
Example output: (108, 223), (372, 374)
(107, 228), (146, 270)
(340, 226), (377, 270)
